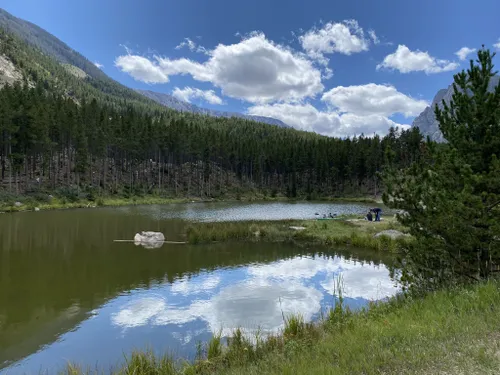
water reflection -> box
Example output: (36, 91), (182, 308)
(110, 254), (398, 344)
(111, 280), (323, 339)
(122, 201), (387, 222)
(0, 203), (397, 374)
(248, 256), (398, 300)
(170, 275), (221, 296)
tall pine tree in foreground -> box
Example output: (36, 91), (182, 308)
(383, 47), (500, 291)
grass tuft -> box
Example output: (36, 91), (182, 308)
(207, 332), (223, 360)
(283, 314), (306, 339)
(122, 350), (177, 375)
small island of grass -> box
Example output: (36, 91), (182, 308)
(186, 215), (410, 252)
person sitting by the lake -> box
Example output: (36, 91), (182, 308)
(366, 210), (373, 221)
(323, 214), (327, 218)
(372, 207), (382, 222)
(328, 213), (334, 218)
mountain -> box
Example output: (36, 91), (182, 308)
(0, 7), (288, 129)
(0, 8), (171, 113)
(0, 7), (106, 80)
(136, 89), (290, 128)
(412, 75), (500, 142)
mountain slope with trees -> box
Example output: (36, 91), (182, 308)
(0, 7), (173, 114)
(136, 89), (289, 128)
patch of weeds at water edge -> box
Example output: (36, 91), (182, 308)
(185, 221), (294, 244)
(121, 350), (178, 375)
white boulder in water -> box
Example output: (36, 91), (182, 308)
(134, 231), (165, 249)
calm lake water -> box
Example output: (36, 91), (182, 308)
(0, 202), (397, 374)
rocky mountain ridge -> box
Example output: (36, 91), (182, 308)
(412, 75), (500, 142)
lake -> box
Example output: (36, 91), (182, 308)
(0, 202), (397, 374)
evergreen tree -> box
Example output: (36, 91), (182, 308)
(383, 48), (500, 291)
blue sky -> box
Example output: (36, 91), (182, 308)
(2, 0), (500, 137)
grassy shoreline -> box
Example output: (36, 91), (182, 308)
(0, 193), (380, 213)
(186, 216), (409, 252)
(64, 280), (500, 375)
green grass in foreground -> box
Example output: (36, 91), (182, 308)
(186, 216), (409, 252)
(63, 280), (500, 375)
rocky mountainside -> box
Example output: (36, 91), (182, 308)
(137, 89), (289, 128)
(0, 54), (22, 87)
(0, 8), (166, 113)
(0, 7), (106, 80)
(412, 75), (500, 142)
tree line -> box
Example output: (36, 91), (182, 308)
(0, 80), (425, 200)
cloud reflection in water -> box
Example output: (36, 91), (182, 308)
(111, 254), (399, 343)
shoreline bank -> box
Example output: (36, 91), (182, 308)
(0, 194), (381, 213)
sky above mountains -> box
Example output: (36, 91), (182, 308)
(2, 0), (500, 137)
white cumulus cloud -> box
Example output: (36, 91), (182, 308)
(455, 47), (476, 61)
(300, 20), (370, 63)
(94, 61), (104, 69)
(248, 83), (424, 137)
(115, 33), (323, 103)
(377, 45), (459, 74)
(172, 87), (224, 105)
(248, 102), (410, 138)
(115, 54), (169, 83)
(494, 38), (500, 50)
(321, 83), (428, 117)
(248, 102), (340, 135)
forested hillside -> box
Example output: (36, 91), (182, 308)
(0, 8), (107, 79)
(0, 26), (165, 114)
(0, 79), (424, 201)
(0, 24), (426, 203)
(136, 89), (290, 128)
